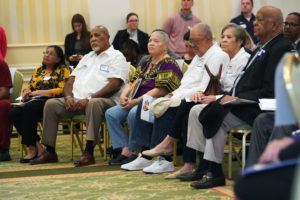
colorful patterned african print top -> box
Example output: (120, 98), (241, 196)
(131, 56), (182, 98)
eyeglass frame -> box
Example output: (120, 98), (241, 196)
(188, 37), (206, 45)
(283, 22), (300, 27)
(128, 19), (139, 23)
(43, 51), (57, 57)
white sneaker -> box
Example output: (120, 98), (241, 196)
(143, 156), (175, 174)
(121, 153), (153, 171)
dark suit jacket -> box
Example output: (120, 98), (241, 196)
(200, 34), (292, 138)
(112, 29), (149, 54)
(230, 33), (292, 125)
(296, 40), (300, 51)
(64, 32), (92, 67)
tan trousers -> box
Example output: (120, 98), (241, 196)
(41, 97), (116, 148)
(187, 104), (245, 163)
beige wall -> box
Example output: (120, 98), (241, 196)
(1, 0), (90, 44)
(0, 0), (90, 83)
(4, 0), (299, 83)
(4, 0), (233, 81)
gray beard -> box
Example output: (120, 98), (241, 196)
(92, 46), (100, 52)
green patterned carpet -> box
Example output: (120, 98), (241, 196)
(0, 135), (239, 200)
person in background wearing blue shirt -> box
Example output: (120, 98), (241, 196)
(231, 0), (258, 44)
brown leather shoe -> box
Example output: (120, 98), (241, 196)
(30, 150), (58, 165)
(74, 151), (95, 167)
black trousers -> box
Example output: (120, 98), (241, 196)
(234, 165), (296, 200)
(168, 100), (197, 163)
(246, 112), (298, 167)
(9, 99), (47, 146)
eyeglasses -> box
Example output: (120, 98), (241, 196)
(283, 22), (300, 27)
(188, 38), (205, 45)
(128, 20), (139, 23)
(43, 51), (57, 57)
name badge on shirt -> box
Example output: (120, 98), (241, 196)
(43, 76), (51, 81)
(240, 24), (247, 29)
(196, 57), (204, 68)
(100, 64), (109, 72)
(226, 66), (233, 74)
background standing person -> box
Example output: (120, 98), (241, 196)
(231, 0), (258, 44)
(163, 0), (201, 56)
(113, 13), (149, 54)
(64, 13), (92, 68)
(0, 26), (7, 61)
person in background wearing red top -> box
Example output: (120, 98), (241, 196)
(0, 27), (7, 61)
(0, 60), (13, 161)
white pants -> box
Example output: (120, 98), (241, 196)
(187, 104), (245, 163)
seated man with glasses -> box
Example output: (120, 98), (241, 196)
(283, 12), (300, 51)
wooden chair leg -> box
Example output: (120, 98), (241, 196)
(103, 122), (109, 161)
(71, 121), (74, 161)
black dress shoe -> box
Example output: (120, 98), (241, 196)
(190, 172), (225, 189)
(106, 146), (122, 158)
(108, 154), (129, 166)
(177, 170), (207, 181)
(20, 155), (37, 163)
(0, 150), (11, 162)
(121, 154), (138, 165)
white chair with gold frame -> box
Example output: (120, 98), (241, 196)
(227, 124), (252, 179)
(9, 70), (27, 157)
(282, 52), (300, 200)
(284, 52), (300, 126)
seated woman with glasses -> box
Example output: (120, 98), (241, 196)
(112, 12), (149, 54)
(105, 29), (183, 166)
(10, 46), (71, 163)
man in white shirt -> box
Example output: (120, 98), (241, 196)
(121, 23), (229, 173)
(30, 26), (129, 166)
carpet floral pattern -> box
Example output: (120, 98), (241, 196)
(0, 135), (236, 199)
